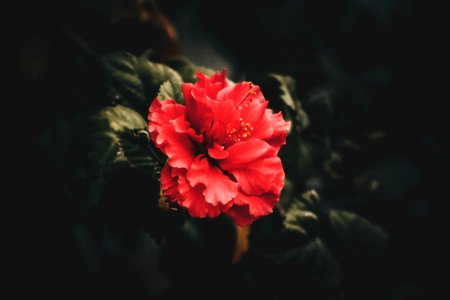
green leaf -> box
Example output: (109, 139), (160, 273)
(283, 190), (321, 239)
(268, 74), (298, 110)
(274, 237), (340, 288)
(157, 79), (184, 104)
(257, 73), (314, 179)
(64, 104), (184, 239)
(87, 105), (163, 175)
(247, 188), (340, 297)
(99, 52), (183, 116)
(100, 52), (145, 109)
(266, 73), (309, 130)
(328, 210), (388, 258)
(284, 208), (319, 238)
(136, 56), (183, 100)
(64, 105), (162, 217)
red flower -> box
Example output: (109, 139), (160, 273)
(148, 70), (290, 226)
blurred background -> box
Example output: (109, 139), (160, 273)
(15, 0), (449, 299)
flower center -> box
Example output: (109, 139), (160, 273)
(226, 118), (254, 143)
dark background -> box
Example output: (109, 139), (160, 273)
(14, 0), (449, 299)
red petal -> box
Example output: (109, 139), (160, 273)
(195, 70), (228, 99)
(182, 70), (228, 134)
(207, 99), (237, 144)
(230, 157), (282, 195)
(216, 81), (265, 107)
(157, 125), (198, 169)
(148, 98), (202, 169)
(244, 84), (265, 103)
(184, 89), (214, 134)
(219, 138), (274, 166)
(225, 205), (258, 227)
(234, 192), (278, 217)
(207, 143), (229, 159)
(239, 100), (273, 141)
(178, 174), (221, 218)
(181, 83), (194, 104)
(171, 116), (203, 144)
(161, 164), (181, 203)
(148, 98), (184, 135)
(270, 170), (285, 196)
(187, 156), (238, 206)
(266, 111), (291, 151)
(216, 82), (251, 106)
(219, 139), (282, 195)
(225, 189), (279, 226)
(209, 69), (228, 85)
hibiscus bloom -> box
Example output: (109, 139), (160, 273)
(148, 70), (290, 226)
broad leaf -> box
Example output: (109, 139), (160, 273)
(329, 210), (388, 258)
(274, 237), (340, 288)
(83, 105), (182, 237)
(264, 73), (309, 131)
(136, 56), (183, 101)
(283, 190), (321, 240)
(157, 80), (184, 104)
(87, 104), (153, 173)
(99, 52), (183, 116)
(62, 105), (162, 218)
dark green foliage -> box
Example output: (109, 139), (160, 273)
(242, 188), (390, 300)
(23, 35), (186, 233)
(98, 52), (184, 115)
(328, 209), (387, 259)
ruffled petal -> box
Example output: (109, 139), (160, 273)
(182, 70), (228, 134)
(216, 82), (251, 106)
(209, 69), (228, 86)
(244, 84), (265, 103)
(233, 191), (278, 217)
(238, 99), (273, 142)
(219, 139), (282, 195)
(181, 83), (194, 105)
(225, 205), (258, 227)
(216, 81), (265, 107)
(171, 115), (204, 144)
(207, 143), (229, 159)
(230, 157), (282, 195)
(219, 138), (274, 166)
(148, 98), (185, 135)
(152, 124), (196, 169)
(160, 164), (181, 203)
(207, 99), (237, 145)
(187, 156), (238, 206)
(195, 70), (228, 99)
(183, 85), (214, 134)
(266, 111), (291, 151)
(149, 98), (203, 169)
(178, 174), (221, 218)
(270, 169), (285, 196)
(225, 190), (278, 226)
